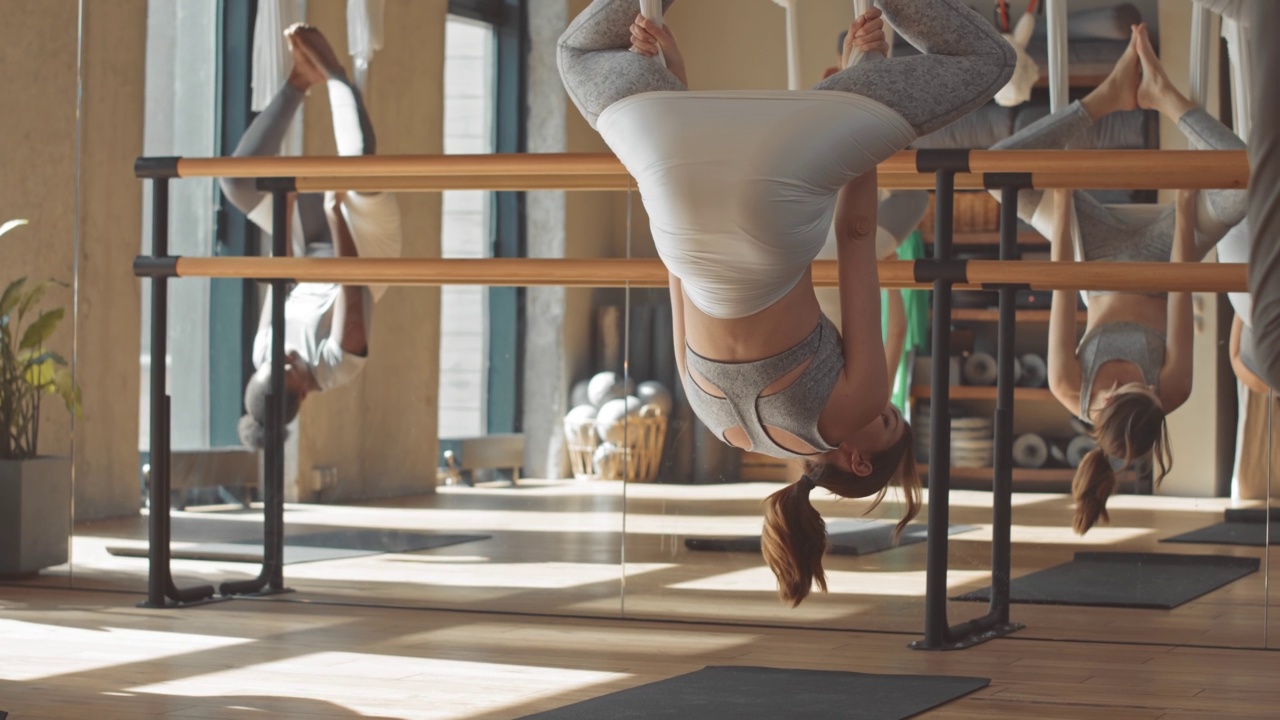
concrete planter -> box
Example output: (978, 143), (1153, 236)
(0, 456), (72, 576)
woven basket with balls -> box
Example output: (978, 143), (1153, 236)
(564, 373), (671, 482)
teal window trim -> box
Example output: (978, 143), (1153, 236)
(209, 0), (258, 446)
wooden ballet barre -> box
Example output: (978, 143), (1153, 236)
(171, 153), (627, 179)
(287, 167), (1236, 192)
(145, 150), (1248, 189)
(145, 257), (1248, 293)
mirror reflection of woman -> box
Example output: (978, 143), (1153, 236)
(991, 26), (1246, 534)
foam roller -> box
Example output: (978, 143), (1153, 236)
(1013, 433), (1049, 469)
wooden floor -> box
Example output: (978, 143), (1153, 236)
(3, 584), (1280, 719)
(38, 482), (1280, 650)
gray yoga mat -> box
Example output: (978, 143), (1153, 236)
(519, 666), (989, 720)
(1162, 508), (1280, 547)
(953, 552), (1259, 609)
(685, 519), (978, 556)
(107, 530), (489, 565)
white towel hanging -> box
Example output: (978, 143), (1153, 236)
(251, 0), (306, 112)
(995, 9), (1039, 107)
(348, 0), (385, 93)
(1189, 3), (1213, 107)
(1045, 0), (1068, 112)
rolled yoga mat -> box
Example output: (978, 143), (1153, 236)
(962, 352), (997, 386)
(1013, 433), (1049, 469)
(1019, 353), (1047, 387)
(1066, 435), (1097, 467)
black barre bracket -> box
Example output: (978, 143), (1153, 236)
(913, 259), (969, 284)
(135, 156), (181, 180)
(915, 149), (971, 174)
(256, 177), (298, 192)
(983, 172), (1033, 190)
(133, 256), (179, 279)
(912, 172), (1025, 651)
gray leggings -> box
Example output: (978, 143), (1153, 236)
(558, 0), (1016, 137)
(220, 78), (376, 256)
(991, 101), (1248, 269)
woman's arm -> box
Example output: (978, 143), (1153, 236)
(883, 289), (906, 388)
(669, 273), (687, 379)
(630, 15), (687, 86)
(1158, 190), (1197, 411)
(834, 169), (891, 416)
(1047, 190), (1083, 411)
(325, 192), (369, 357)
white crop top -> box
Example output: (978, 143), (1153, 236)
(598, 90), (915, 319)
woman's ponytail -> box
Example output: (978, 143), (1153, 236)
(762, 477), (829, 607)
(1072, 447), (1118, 534)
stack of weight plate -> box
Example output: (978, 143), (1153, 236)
(951, 416), (994, 468)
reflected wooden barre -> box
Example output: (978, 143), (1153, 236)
(166, 257), (1248, 293)
(166, 150), (1249, 190)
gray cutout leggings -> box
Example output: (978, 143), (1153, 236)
(991, 100), (1247, 278)
(558, 0), (1016, 137)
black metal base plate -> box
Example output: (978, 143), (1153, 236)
(136, 594), (232, 610)
(226, 586), (296, 599)
(908, 622), (1025, 651)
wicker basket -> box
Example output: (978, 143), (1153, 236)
(564, 406), (668, 482)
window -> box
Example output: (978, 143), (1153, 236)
(438, 16), (498, 438)
(138, 0), (221, 452)
(438, 0), (526, 438)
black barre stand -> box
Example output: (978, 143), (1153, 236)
(132, 158), (293, 606)
(909, 150), (1026, 650)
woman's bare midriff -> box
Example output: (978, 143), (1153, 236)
(679, 268), (834, 454)
(1081, 291), (1167, 417)
(1084, 291), (1166, 337)
(682, 268), (822, 365)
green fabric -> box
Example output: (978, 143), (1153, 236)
(883, 231), (929, 412)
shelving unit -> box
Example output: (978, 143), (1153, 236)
(920, 230), (1048, 246)
(911, 189), (1089, 492)
(911, 386), (1056, 402)
(946, 308), (1086, 323)
(917, 465), (1136, 494)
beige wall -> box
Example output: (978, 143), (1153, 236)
(295, 0), (446, 501)
(77, 0), (148, 519)
(1, 0), (146, 520)
(0, 0), (79, 468)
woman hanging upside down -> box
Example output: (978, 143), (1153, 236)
(221, 24), (403, 449)
(559, 0), (1015, 606)
(989, 25), (1246, 535)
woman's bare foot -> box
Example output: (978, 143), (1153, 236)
(288, 24), (348, 81)
(1134, 23), (1195, 119)
(1081, 28), (1139, 120)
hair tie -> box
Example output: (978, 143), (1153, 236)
(798, 476), (816, 491)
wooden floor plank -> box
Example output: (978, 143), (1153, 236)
(3, 586), (1280, 720)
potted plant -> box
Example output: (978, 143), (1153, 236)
(1, 219), (79, 576)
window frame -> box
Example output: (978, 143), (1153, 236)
(449, 0), (528, 434)
(208, 0), (260, 447)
